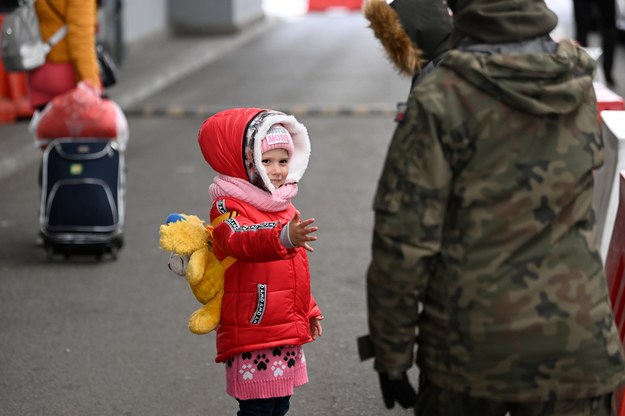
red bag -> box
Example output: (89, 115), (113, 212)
(31, 82), (128, 150)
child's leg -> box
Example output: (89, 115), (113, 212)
(271, 396), (290, 416)
(236, 396), (291, 416)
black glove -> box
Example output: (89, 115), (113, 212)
(378, 371), (417, 409)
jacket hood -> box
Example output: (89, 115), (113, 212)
(440, 40), (596, 116)
(198, 108), (311, 193)
(451, 0), (558, 44)
(362, 0), (451, 77)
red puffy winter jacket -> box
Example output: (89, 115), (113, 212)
(199, 108), (321, 363)
(210, 197), (321, 362)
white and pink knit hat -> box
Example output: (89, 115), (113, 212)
(261, 124), (294, 157)
(251, 112), (310, 193)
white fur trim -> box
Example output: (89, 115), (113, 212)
(253, 113), (311, 193)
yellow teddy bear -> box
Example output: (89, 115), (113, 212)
(159, 213), (235, 335)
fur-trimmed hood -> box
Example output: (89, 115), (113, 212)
(362, 0), (452, 77)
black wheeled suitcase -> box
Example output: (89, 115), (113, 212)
(39, 138), (125, 260)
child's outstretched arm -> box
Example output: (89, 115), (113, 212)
(288, 210), (318, 252)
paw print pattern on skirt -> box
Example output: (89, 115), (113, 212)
(254, 353), (270, 370)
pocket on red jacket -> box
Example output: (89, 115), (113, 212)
(249, 283), (267, 324)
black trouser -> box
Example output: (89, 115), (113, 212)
(236, 396), (290, 416)
(573, 0), (617, 84)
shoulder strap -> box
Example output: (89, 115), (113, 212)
(46, 25), (66, 48)
(211, 211), (239, 270)
(211, 210), (239, 228)
(42, 0), (67, 48)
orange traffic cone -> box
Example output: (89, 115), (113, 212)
(0, 58), (18, 125)
(0, 13), (33, 122)
(7, 72), (34, 118)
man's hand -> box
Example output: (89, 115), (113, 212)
(289, 210), (318, 252)
(378, 371), (417, 409)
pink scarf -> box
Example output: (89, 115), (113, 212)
(209, 175), (298, 212)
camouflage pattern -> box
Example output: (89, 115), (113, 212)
(414, 376), (615, 415)
(366, 39), (625, 401)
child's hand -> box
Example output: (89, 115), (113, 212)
(310, 315), (324, 340)
(289, 210), (318, 252)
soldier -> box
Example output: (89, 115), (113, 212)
(365, 0), (625, 414)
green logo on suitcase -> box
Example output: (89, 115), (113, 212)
(69, 163), (83, 175)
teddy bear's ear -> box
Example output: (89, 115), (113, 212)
(159, 215), (210, 255)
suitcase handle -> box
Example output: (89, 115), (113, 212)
(49, 139), (118, 161)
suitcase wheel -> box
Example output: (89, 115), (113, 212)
(42, 241), (120, 261)
(45, 245), (54, 261)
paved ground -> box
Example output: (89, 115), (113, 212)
(1, 4), (624, 179)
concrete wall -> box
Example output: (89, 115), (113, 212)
(169, 0), (264, 35)
(98, 0), (264, 63)
(124, 0), (168, 43)
(98, 0), (168, 64)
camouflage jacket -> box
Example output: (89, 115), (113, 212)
(366, 39), (625, 401)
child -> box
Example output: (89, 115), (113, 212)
(197, 108), (324, 416)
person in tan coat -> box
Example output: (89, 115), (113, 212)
(27, 0), (101, 110)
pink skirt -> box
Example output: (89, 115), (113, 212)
(225, 345), (308, 400)
(27, 62), (77, 108)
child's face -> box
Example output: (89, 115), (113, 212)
(261, 148), (289, 189)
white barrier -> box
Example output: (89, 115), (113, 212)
(593, 111), (625, 262)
